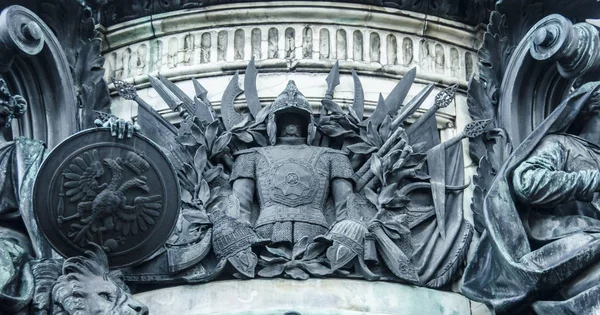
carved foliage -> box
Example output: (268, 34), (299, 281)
(126, 60), (470, 287)
(40, 0), (111, 130)
(466, 0), (600, 233)
(258, 236), (330, 280)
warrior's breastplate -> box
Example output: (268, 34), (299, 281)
(253, 145), (330, 229)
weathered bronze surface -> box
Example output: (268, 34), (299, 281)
(34, 128), (180, 268)
(7, 0), (600, 314)
(464, 5), (600, 315)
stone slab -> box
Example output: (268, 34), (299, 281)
(134, 279), (482, 315)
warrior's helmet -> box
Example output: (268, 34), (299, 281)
(266, 80), (316, 145)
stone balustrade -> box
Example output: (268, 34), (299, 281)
(101, 2), (481, 87)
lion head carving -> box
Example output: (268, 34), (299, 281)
(50, 245), (148, 315)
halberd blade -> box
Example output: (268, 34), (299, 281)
(245, 57), (262, 118)
(352, 70), (365, 120)
(194, 97), (215, 123)
(385, 67), (416, 115)
(221, 71), (245, 130)
(325, 61), (340, 100)
(192, 77), (210, 105)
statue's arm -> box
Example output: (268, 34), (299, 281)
(230, 151), (257, 224)
(329, 151), (355, 220)
(332, 178), (353, 220)
(512, 136), (600, 207)
(232, 178), (254, 224)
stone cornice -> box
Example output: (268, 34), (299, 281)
(96, 0), (492, 28)
(101, 1), (483, 52)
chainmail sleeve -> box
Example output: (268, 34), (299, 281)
(322, 150), (355, 219)
(230, 150), (257, 181)
(326, 150), (354, 180)
(231, 150), (258, 224)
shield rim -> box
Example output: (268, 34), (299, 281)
(33, 127), (181, 268)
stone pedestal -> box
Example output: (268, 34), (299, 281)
(134, 279), (489, 315)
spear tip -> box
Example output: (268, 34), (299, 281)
(111, 77), (137, 100)
(464, 119), (492, 138)
(326, 61), (341, 87)
(434, 84), (459, 109)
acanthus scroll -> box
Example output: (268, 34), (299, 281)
(0, 6), (45, 72)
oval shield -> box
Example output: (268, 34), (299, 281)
(34, 128), (180, 268)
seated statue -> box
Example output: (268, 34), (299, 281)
(462, 82), (600, 314)
(0, 79), (46, 314)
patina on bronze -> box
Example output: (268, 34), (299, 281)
(33, 128), (180, 268)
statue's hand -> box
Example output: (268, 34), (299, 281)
(94, 116), (140, 139)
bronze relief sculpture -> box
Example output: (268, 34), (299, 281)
(4, 0), (600, 313)
(463, 83), (600, 314)
(462, 6), (600, 315)
(34, 127), (180, 268)
(0, 77), (148, 314)
(0, 78), (47, 313)
(111, 60), (483, 289)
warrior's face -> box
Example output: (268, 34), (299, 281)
(276, 111), (309, 139)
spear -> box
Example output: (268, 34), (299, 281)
(111, 78), (193, 173)
(361, 68), (419, 128)
(319, 61), (340, 147)
(390, 83), (435, 130)
(148, 75), (190, 120)
(405, 84), (457, 133)
(363, 117), (492, 192)
(324, 61), (340, 100)
(353, 84), (435, 189)
(360, 84), (455, 192)
(193, 76), (210, 105)
(111, 78), (177, 134)
(192, 77), (218, 123)
(438, 119), (492, 149)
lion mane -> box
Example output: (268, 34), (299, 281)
(45, 245), (145, 315)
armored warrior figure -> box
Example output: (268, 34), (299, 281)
(117, 61), (473, 286)
(230, 81), (355, 244)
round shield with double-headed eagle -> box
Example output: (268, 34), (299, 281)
(34, 128), (180, 268)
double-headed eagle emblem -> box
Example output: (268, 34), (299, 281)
(58, 150), (162, 247)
